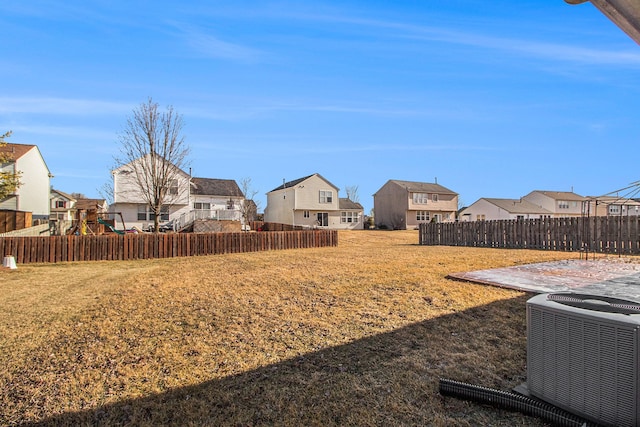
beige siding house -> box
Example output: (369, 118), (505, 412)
(264, 173), (364, 229)
(50, 189), (77, 221)
(459, 198), (552, 222)
(584, 196), (640, 217)
(522, 190), (586, 218)
(373, 180), (458, 229)
(0, 143), (52, 221)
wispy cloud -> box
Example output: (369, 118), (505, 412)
(1, 123), (114, 141)
(267, 10), (640, 67)
(183, 100), (489, 122)
(170, 23), (264, 62)
(0, 97), (132, 116)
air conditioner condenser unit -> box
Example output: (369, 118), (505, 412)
(526, 292), (640, 427)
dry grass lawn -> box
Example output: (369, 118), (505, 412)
(1, 230), (583, 426)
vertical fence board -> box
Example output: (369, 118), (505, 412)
(419, 217), (640, 255)
(0, 230), (338, 264)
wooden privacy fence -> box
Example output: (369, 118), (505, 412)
(419, 216), (640, 255)
(0, 230), (338, 264)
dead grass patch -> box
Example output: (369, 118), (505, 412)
(1, 230), (583, 426)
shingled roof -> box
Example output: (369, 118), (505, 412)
(385, 180), (458, 195)
(190, 178), (244, 197)
(268, 174), (315, 193)
(339, 198), (363, 210)
(483, 198), (552, 215)
(0, 143), (37, 161)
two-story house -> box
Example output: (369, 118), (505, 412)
(0, 143), (52, 221)
(459, 198), (552, 221)
(373, 180), (458, 229)
(185, 177), (244, 223)
(110, 155), (191, 230)
(50, 189), (77, 221)
(264, 174), (364, 229)
(109, 156), (245, 231)
(584, 196), (640, 217)
(522, 190), (587, 218)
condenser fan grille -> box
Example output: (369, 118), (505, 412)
(527, 293), (640, 427)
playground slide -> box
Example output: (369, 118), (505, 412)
(97, 218), (125, 235)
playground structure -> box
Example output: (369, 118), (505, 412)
(67, 208), (130, 235)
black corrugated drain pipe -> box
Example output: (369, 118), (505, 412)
(439, 378), (598, 427)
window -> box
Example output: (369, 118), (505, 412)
(151, 206), (169, 221)
(138, 205), (169, 221)
(413, 193), (428, 204)
(416, 210), (429, 221)
(477, 214), (486, 221)
(138, 205), (147, 221)
(432, 194), (439, 202)
(168, 179), (179, 195)
(558, 201), (570, 209)
(303, 210), (310, 218)
(609, 205), (620, 214)
(227, 199), (235, 209)
(319, 190), (333, 204)
(55, 200), (66, 208)
(317, 212), (328, 226)
(341, 211), (359, 223)
(193, 202), (210, 210)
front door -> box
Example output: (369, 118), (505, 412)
(317, 212), (328, 227)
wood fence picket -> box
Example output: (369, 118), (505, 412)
(0, 229), (338, 264)
(419, 216), (640, 255)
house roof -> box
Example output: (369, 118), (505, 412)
(268, 173), (339, 193)
(0, 143), (36, 161)
(190, 177), (244, 197)
(483, 198), (553, 215)
(339, 198), (363, 210)
(566, 0), (640, 44)
(586, 195), (640, 206)
(528, 190), (586, 201)
(51, 189), (76, 202)
(0, 142), (52, 176)
(387, 180), (458, 195)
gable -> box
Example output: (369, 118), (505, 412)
(268, 173), (339, 194)
(51, 189), (76, 202)
(0, 143), (36, 162)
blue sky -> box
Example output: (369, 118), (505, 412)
(2, 1), (639, 214)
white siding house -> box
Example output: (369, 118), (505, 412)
(264, 174), (364, 229)
(459, 198), (552, 221)
(110, 156), (191, 230)
(0, 143), (52, 221)
(109, 156), (245, 231)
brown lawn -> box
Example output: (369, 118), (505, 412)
(0, 230), (582, 426)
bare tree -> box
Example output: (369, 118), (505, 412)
(345, 185), (360, 203)
(114, 98), (189, 233)
(0, 131), (22, 200)
(239, 177), (261, 229)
